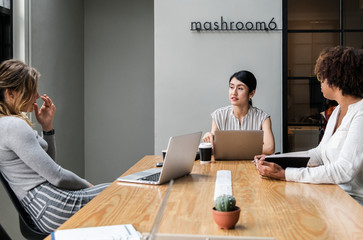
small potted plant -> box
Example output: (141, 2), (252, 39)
(212, 195), (241, 229)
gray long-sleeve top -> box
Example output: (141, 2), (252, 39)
(0, 116), (89, 200)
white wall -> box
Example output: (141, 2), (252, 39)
(84, 0), (154, 183)
(31, 0), (85, 177)
(155, 0), (282, 153)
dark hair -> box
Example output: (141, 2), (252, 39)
(229, 70), (257, 105)
(314, 46), (363, 98)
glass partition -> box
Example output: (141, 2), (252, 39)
(284, 0), (363, 152)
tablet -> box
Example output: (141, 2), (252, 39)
(264, 153), (310, 169)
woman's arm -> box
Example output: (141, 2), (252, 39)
(43, 135), (56, 161)
(259, 111), (363, 184)
(261, 117), (275, 155)
(6, 118), (89, 189)
(286, 112), (363, 184)
(34, 94), (57, 160)
(202, 120), (219, 143)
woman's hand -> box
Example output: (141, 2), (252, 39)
(203, 120), (218, 145)
(253, 154), (266, 166)
(254, 155), (286, 180)
(34, 94), (56, 131)
(202, 132), (214, 143)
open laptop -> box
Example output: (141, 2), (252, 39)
(117, 132), (202, 185)
(213, 130), (263, 160)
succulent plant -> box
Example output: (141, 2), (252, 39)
(215, 195), (237, 212)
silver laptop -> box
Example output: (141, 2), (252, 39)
(213, 130), (263, 160)
(117, 132), (202, 184)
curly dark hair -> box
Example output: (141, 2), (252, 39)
(314, 46), (363, 98)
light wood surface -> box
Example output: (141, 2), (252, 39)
(45, 156), (363, 240)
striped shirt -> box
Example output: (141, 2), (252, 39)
(211, 105), (269, 130)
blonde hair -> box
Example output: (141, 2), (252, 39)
(0, 60), (40, 126)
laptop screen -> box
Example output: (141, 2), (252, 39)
(214, 130), (263, 160)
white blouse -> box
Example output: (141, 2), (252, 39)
(211, 105), (269, 131)
(286, 99), (363, 199)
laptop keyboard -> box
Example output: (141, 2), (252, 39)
(139, 172), (161, 182)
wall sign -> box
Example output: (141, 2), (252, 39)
(190, 16), (279, 32)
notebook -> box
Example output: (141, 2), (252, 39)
(264, 152), (310, 169)
(213, 130), (263, 160)
(117, 132), (202, 184)
(51, 224), (141, 240)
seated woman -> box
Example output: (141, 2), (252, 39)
(0, 60), (109, 233)
(203, 70), (275, 155)
(255, 46), (363, 205)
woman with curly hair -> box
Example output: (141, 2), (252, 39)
(0, 60), (109, 233)
(254, 46), (363, 205)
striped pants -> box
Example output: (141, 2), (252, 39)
(20, 182), (109, 233)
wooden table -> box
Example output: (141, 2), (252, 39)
(45, 156), (363, 240)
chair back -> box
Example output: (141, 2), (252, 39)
(0, 224), (11, 240)
(0, 173), (48, 240)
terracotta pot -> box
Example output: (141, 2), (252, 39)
(212, 206), (241, 229)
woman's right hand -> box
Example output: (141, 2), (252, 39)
(202, 132), (214, 143)
(253, 154), (286, 180)
(253, 154), (266, 167)
(34, 94), (56, 131)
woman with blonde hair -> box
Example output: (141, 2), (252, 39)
(0, 60), (109, 233)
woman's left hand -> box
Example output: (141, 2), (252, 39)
(255, 156), (286, 180)
(34, 94), (56, 131)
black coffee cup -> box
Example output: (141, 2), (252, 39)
(162, 150), (167, 160)
(199, 143), (212, 162)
